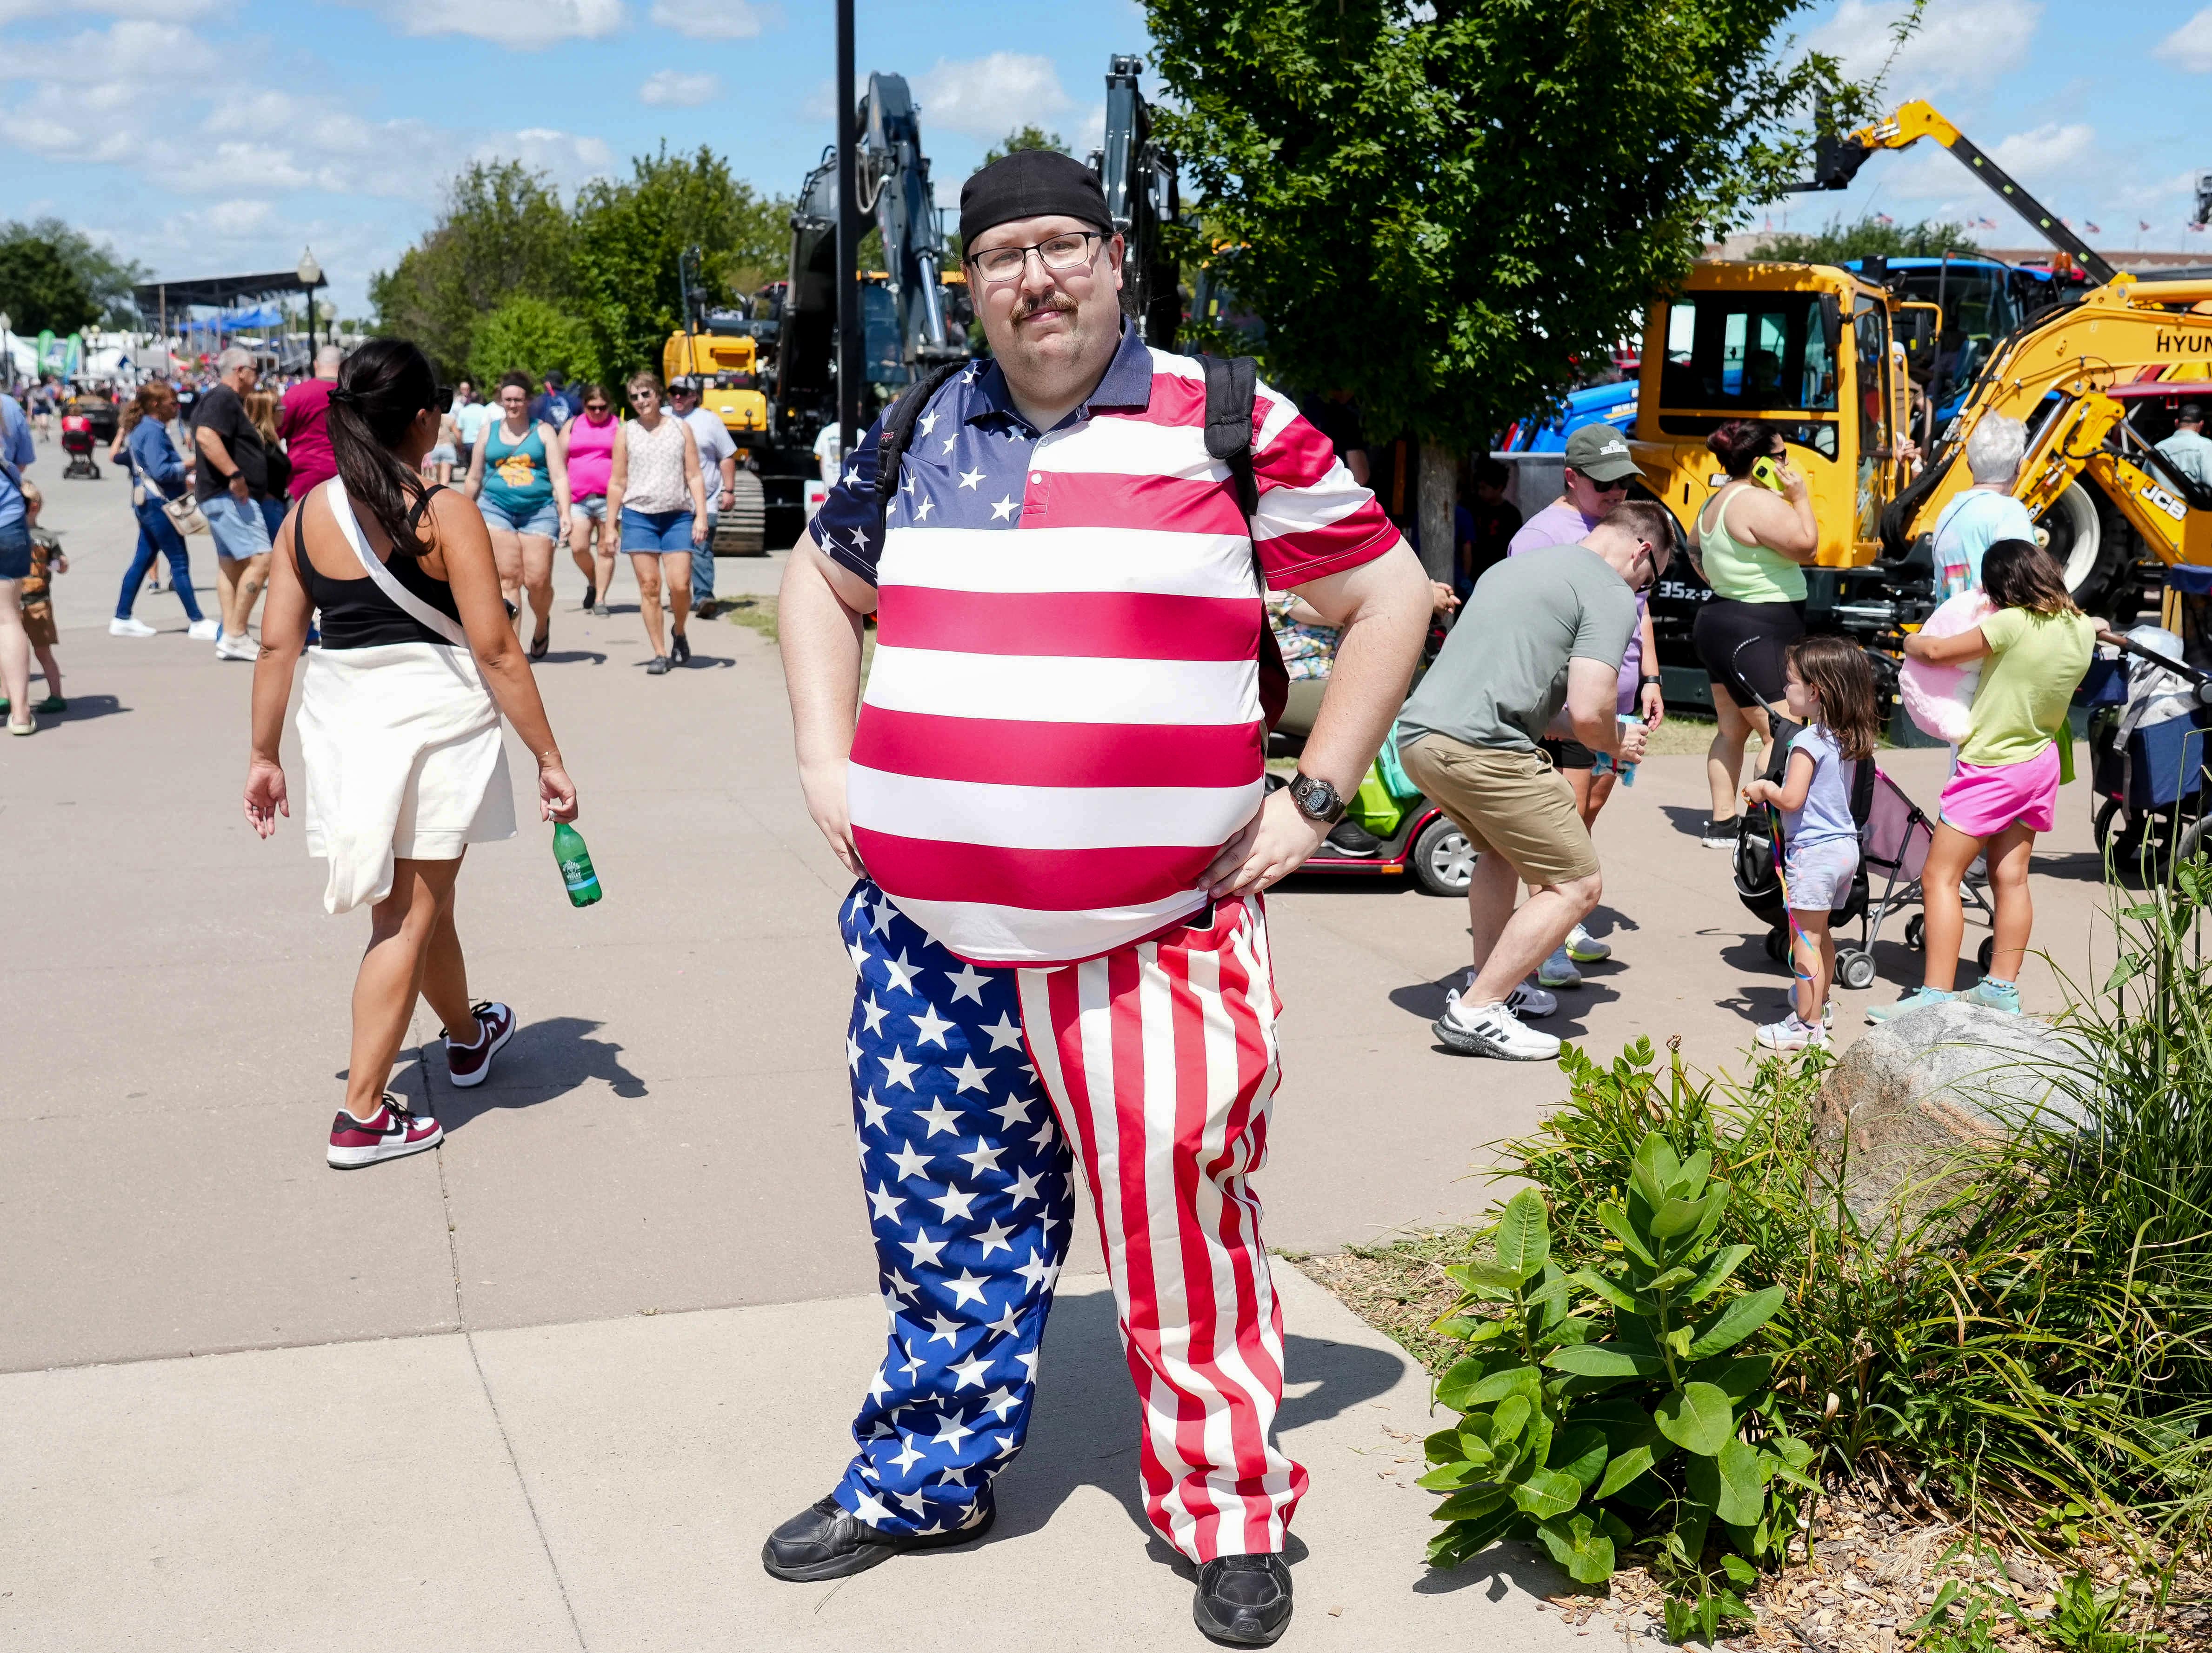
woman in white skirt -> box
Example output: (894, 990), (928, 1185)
(242, 339), (580, 1170)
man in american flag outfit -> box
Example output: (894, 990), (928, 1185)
(765, 148), (1432, 1647)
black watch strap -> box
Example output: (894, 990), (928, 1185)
(1289, 771), (1346, 825)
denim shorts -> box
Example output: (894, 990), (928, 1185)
(480, 494), (559, 537)
(621, 506), (694, 553)
(0, 518), (30, 581)
(203, 492), (273, 561)
(573, 493), (607, 522)
(1783, 838), (1859, 913)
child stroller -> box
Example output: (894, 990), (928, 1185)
(1732, 716), (1996, 989)
(59, 413), (100, 480)
(2082, 567), (2212, 886)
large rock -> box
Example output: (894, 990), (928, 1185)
(1813, 1001), (2096, 1229)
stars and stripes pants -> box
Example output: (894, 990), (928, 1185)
(831, 879), (1307, 1562)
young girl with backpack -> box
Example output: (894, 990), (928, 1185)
(1743, 633), (1880, 1051)
(1872, 538), (2103, 1021)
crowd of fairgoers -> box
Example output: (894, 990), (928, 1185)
(0, 350), (760, 730)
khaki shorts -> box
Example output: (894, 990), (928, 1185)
(1399, 733), (1600, 887)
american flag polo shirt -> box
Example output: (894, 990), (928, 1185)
(812, 323), (1403, 968)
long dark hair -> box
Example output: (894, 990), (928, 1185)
(1982, 537), (2079, 617)
(1788, 633), (1880, 761)
(328, 340), (439, 559)
(1707, 418), (1779, 479)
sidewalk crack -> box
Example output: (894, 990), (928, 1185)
(439, 1144), (589, 1651)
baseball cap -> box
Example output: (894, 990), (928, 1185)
(1565, 424), (1640, 484)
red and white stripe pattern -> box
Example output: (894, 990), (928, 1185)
(1016, 891), (1306, 1560)
(846, 342), (1401, 966)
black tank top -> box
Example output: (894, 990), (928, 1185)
(295, 483), (466, 650)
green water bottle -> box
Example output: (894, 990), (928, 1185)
(553, 821), (601, 907)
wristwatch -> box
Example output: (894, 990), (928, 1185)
(1288, 771), (1346, 825)
(1639, 674), (1664, 688)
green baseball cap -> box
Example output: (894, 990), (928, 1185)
(1564, 423), (1640, 484)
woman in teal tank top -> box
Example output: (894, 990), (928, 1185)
(1688, 420), (1821, 844)
(463, 372), (570, 660)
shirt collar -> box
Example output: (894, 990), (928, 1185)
(964, 320), (1152, 432)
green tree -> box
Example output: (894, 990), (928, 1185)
(368, 161), (572, 378)
(0, 218), (143, 333)
(466, 296), (596, 393)
(569, 144), (792, 386)
(983, 125), (1070, 165)
(1749, 213), (1979, 263)
(1146, 0), (1896, 572)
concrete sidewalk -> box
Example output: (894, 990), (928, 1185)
(0, 1268), (1580, 1651)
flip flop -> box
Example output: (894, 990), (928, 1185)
(529, 628), (550, 661)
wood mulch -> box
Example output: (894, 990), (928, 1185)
(1292, 1245), (2210, 1651)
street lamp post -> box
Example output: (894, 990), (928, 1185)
(835, 0), (860, 463)
(0, 313), (11, 393)
(297, 248), (324, 354)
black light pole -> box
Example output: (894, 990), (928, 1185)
(834, 0), (861, 457)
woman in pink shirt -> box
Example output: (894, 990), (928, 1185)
(564, 383), (619, 615)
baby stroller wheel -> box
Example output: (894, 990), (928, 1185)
(1838, 949), (1877, 991)
(1905, 913), (1925, 951)
(1976, 935), (1995, 974)
(1763, 926), (1791, 965)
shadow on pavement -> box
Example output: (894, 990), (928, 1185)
(536, 649), (608, 666)
(420, 1014), (649, 1128)
(33, 693), (129, 724)
(1387, 971), (1621, 1044)
(1658, 804), (1712, 838)
(988, 1287), (1403, 1566)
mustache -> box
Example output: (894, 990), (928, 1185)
(1011, 292), (1079, 324)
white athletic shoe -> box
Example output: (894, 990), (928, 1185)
(187, 618), (220, 641)
(1537, 946), (1584, 989)
(109, 615), (157, 637)
(1446, 980), (1558, 1020)
(1435, 997), (1561, 1061)
(216, 633), (258, 660)
(1564, 923), (1611, 963)
(1755, 1012), (1829, 1052)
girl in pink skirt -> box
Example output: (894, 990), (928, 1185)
(1872, 539), (2105, 1020)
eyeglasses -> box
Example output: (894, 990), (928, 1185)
(585, 403), (608, 413)
(967, 232), (1104, 282)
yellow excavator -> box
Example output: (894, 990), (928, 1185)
(1631, 100), (2212, 661)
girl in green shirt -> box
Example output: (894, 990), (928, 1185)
(1875, 540), (2108, 1021)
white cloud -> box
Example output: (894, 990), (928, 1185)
(913, 52), (1074, 141)
(2158, 7), (2212, 72)
(0, 0), (216, 19)
(1988, 121), (2098, 182)
(1805, 0), (2040, 93)
(479, 128), (613, 190)
(379, 0), (625, 48)
(649, 0), (778, 40)
(639, 68), (720, 108)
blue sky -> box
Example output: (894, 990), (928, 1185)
(0, 0), (2205, 320)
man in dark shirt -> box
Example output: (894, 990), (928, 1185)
(192, 345), (272, 660)
(528, 370), (575, 430)
(1457, 455), (1521, 597)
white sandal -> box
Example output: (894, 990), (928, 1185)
(7, 720), (34, 736)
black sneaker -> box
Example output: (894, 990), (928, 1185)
(671, 632), (692, 665)
(1324, 820), (1383, 857)
(590, 602), (610, 617)
(760, 1494), (995, 1583)
(646, 655), (670, 675)
(581, 581), (595, 611)
(1193, 1554), (1293, 1646)
(1700, 815), (1740, 849)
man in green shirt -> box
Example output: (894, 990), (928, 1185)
(2155, 403), (2212, 492)
(1397, 500), (1672, 1060)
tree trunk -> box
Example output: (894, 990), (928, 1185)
(1416, 440), (1458, 585)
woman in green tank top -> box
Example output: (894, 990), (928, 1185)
(463, 372), (570, 661)
(1689, 420), (1821, 844)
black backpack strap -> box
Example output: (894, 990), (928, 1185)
(872, 362), (969, 510)
(1201, 354), (1288, 730)
(1199, 354), (1259, 518)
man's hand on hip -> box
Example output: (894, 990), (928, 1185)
(800, 756), (866, 877)
(1202, 787), (1327, 900)
(228, 473), (250, 503)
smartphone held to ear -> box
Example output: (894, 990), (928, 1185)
(1750, 456), (1787, 493)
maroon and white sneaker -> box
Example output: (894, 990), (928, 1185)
(328, 1096), (443, 1169)
(443, 1000), (514, 1088)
